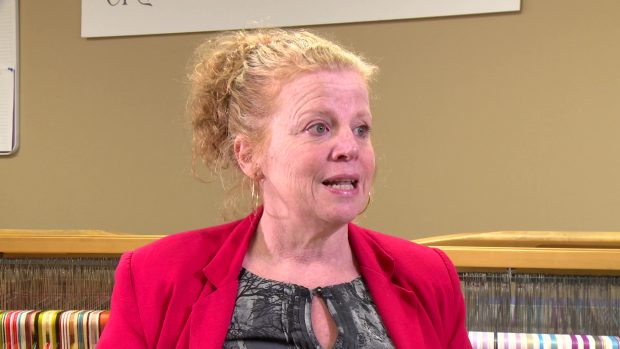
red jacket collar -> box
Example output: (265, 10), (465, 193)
(191, 208), (421, 348)
(348, 223), (425, 348)
(347, 222), (396, 279)
(200, 207), (399, 289)
(201, 207), (262, 288)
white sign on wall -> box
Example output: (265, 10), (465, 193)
(81, 0), (521, 38)
(1, 0), (18, 155)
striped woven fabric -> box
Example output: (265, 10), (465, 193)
(3, 312), (619, 349)
(0, 310), (109, 349)
(469, 331), (620, 349)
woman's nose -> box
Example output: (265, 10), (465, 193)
(330, 129), (359, 161)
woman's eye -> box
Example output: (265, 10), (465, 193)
(353, 125), (371, 138)
(307, 123), (329, 135)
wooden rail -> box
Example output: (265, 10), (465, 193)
(414, 231), (620, 274)
(2, 229), (619, 273)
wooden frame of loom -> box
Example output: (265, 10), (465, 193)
(0, 229), (162, 257)
(2, 229), (619, 274)
(415, 231), (620, 275)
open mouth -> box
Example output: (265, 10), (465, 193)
(321, 179), (358, 190)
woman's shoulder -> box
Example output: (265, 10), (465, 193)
(351, 224), (446, 264)
(350, 224), (458, 287)
(124, 218), (245, 279)
(137, 219), (240, 253)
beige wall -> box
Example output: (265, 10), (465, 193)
(1, 1), (619, 239)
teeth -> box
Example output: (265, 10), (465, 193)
(324, 180), (356, 190)
(328, 183), (354, 190)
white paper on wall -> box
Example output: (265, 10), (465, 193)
(0, 68), (15, 153)
(0, 0), (18, 155)
(81, 0), (521, 38)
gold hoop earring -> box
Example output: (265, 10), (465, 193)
(358, 193), (371, 215)
(251, 181), (260, 208)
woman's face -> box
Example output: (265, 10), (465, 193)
(258, 70), (375, 226)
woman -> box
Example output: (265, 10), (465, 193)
(97, 29), (471, 349)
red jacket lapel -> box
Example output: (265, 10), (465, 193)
(188, 208), (261, 349)
(187, 280), (239, 349)
(187, 211), (428, 348)
(348, 223), (426, 349)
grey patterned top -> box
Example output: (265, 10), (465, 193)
(224, 268), (395, 349)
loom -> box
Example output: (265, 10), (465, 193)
(1, 229), (619, 348)
(418, 231), (620, 348)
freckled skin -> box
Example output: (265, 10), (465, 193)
(259, 70), (375, 229)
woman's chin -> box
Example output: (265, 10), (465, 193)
(317, 205), (364, 226)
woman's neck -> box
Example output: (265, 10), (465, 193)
(257, 217), (348, 261)
(242, 208), (359, 288)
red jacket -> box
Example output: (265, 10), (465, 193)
(97, 209), (471, 348)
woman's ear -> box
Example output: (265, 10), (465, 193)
(234, 135), (258, 179)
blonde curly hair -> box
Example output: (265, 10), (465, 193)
(188, 28), (377, 211)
